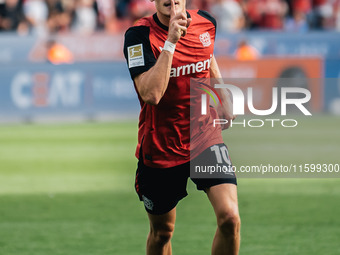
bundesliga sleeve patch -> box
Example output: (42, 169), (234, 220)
(128, 44), (145, 68)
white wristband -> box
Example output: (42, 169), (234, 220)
(163, 40), (176, 54)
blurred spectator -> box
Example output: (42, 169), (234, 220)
(128, 0), (156, 22)
(46, 0), (72, 33)
(0, 0), (29, 33)
(312, 0), (335, 29)
(234, 39), (260, 60)
(285, 10), (309, 32)
(287, 0), (312, 15)
(115, 0), (130, 18)
(23, 0), (49, 35)
(244, 0), (288, 30)
(72, 0), (96, 34)
(210, 0), (245, 33)
(336, 0), (340, 31)
(187, 0), (214, 10)
(95, 0), (117, 32)
(1, 0), (340, 34)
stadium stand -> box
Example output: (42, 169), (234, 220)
(1, 0), (340, 34)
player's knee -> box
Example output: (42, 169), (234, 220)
(153, 230), (173, 245)
(217, 210), (241, 237)
(150, 223), (174, 246)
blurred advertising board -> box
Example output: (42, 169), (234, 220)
(29, 34), (124, 63)
(216, 57), (323, 113)
(216, 32), (340, 59)
(0, 32), (124, 64)
(324, 60), (340, 115)
(0, 56), (327, 123)
(0, 62), (139, 123)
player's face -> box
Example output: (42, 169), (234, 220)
(151, 0), (186, 17)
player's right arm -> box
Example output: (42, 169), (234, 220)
(133, 48), (174, 105)
(124, 0), (191, 105)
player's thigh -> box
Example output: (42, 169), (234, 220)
(206, 183), (239, 222)
(147, 207), (176, 234)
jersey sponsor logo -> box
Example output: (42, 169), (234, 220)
(170, 56), (212, 78)
(199, 32), (211, 47)
(128, 44), (144, 68)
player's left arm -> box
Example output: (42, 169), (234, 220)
(210, 55), (236, 129)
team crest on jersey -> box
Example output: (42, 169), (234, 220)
(128, 44), (144, 68)
(199, 32), (211, 47)
(142, 195), (154, 211)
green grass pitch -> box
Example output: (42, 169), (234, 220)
(0, 116), (339, 255)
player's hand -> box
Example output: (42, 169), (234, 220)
(167, 0), (192, 44)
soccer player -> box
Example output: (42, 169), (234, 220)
(123, 0), (240, 254)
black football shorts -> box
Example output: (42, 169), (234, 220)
(135, 143), (237, 215)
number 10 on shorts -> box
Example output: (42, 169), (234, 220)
(211, 145), (232, 165)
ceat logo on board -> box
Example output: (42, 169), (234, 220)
(11, 71), (84, 109)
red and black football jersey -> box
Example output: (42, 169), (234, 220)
(123, 10), (223, 168)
